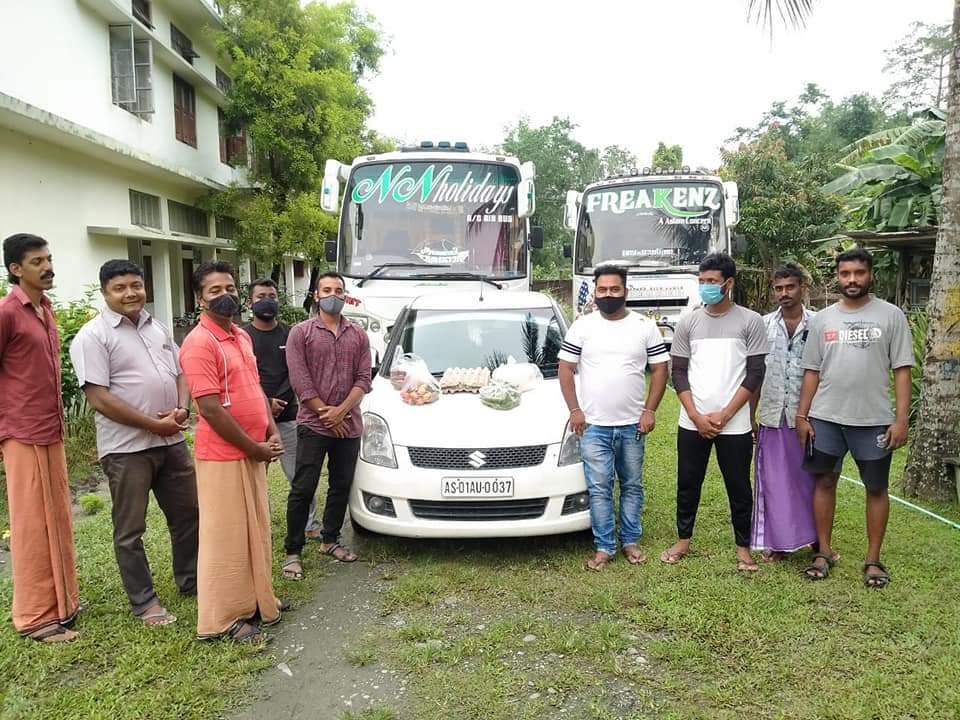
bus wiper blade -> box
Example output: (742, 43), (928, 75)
(357, 263), (449, 287)
(411, 272), (503, 289)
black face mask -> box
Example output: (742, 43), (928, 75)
(251, 298), (279, 320)
(595, 295), (626, 315)
(207, 293), (240, 318)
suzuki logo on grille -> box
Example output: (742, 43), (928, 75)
(467, 451), (487, 469)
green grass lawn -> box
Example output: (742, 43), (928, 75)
(2, 391), (959, 720)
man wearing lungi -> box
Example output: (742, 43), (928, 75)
(750, 264), (818, 561)
(0, 233), (80, 642)
(179, 261), (284, 643)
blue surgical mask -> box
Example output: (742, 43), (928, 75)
(699, 282), (726, 306)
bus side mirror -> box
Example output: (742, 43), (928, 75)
(517, 178), (536, 218)
(563, 190), (581, 231)
(321, 159), (343, 213)
(563, 245), (572, 259)
(731, 233), (747, 256)
(529, 226), (544, 249)
(324, 240), (337, 263)
(723, 181), (740, 228)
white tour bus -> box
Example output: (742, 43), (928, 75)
(320, 141), (542, 363)
(563, 168), (740, 346)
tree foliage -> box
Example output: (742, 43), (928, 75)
(211, 0), (386, 267)
(883, 21), (952, 114)
(651, 142), (683, 170)
(500, 117), (634, 279)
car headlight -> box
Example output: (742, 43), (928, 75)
(361, 412), (397, 468)
(558, 420), (581, 466)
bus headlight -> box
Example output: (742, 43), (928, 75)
(558, 421), (581, 466)
(361, 413), (397, 468)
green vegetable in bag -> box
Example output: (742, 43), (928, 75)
(479, 381), (521, 411)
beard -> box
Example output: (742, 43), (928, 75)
(841, 282), (870, 298)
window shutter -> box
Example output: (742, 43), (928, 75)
(109, 25), (136, 105)
(133, 39), (154, 115)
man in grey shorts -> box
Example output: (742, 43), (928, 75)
(796, 248), (913, 588)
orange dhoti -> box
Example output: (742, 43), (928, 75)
(195, 458), (280, 638)
(2, 439), (80, 635)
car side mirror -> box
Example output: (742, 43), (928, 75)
(529, 226), (544, 249)
(324, 240), (337, 263)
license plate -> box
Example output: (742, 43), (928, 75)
(441, 477), (514, 498)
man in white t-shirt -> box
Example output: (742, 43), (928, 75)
(559, 265), (670, 571)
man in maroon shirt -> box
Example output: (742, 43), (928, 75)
(283, 272), (371, 578)
(0, 233), (80, 642)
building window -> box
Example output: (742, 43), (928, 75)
(132, 0), (153, 28)
(173, 74), (197, 147)
(109, 25), (154, 118)
(129, 189), (162, 229)
(169, 200), (209, 236)
(216, 215), (238, 240)
(218, 108), (247, 167)
(170, 24), (199, 64)
(294, 260), (305, 278)
(142, 253), (155, 303)
(215, 66), (232, 95)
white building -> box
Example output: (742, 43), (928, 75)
(0, 0), (314, 334)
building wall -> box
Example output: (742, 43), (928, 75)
(0, 125), (222, 327)
(0, 0), (239, 187)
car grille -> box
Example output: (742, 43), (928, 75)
(406, 445), (547, 470)
(408, 498), (549, 521)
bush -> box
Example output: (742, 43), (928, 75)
(280, 303), (308, 326)
(78, 494), (105, 515)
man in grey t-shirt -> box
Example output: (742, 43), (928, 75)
(796, 248), (913, 588)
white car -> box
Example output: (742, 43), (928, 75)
(350, 290), (591, 538)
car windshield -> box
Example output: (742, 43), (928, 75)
(387, 308), (564, 378)
(340, 161), (527, 280)
(575, 181), (726, 273)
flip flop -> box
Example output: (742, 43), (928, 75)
(622, 545), (647, 565)
(660, 547), (688, 565)
(585, 552), (613, 571)
(736, 558), (760, 573)
(28, 625), (78, 643)
(139, 606), (177, 626)
(322, 542), (357, 563)
(282, 556), (304, 581)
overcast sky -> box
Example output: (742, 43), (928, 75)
(355, 0), (951, 169)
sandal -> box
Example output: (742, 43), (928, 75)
(660, 546), (688, 565)
(863, 561), (890, 589)
(585, 551), (613, 571)
(139, 605), (177, 626)
(28, 625), (78, 643)
(622, 545), (647, 565)
(282, 555), (304, 581)
(227, 620), (264, 644)
(803, 552), (835, 580)
(736, 558), (760, 573)
(321, 542), (357, 563)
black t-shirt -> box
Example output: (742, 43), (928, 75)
(242, 322), (298, 423)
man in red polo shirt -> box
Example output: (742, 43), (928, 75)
(179, 261), (284, 643)
(0, 233), (80, 642)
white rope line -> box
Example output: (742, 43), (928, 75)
(839, 474), (960, 531)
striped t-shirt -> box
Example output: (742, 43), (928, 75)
(558, 311), (669, 426)
(671, 304), (767, 435)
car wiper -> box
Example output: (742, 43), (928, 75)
(357, 263), (449, 288)
(411, 272), (503, 289)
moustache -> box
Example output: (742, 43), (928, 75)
(41, 272), (55, 280)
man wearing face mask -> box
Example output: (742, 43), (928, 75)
(661, 252), (768, 572)
(283, 272), (371, 579)
(559, 265), (670, 571)
(179, 261), (285, 643)
(243, 279), (321, 543)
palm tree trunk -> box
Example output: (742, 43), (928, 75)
(904, 0), (960, 501)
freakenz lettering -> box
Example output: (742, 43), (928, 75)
(351, 164), (516, 213)
(585, 185), (721, 218)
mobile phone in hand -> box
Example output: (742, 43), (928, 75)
(806, 436), (815, 459)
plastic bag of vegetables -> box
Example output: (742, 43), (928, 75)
(479, 381), (521, 411)
(492, 356), (543, 392)
(398, 357), (441, 405)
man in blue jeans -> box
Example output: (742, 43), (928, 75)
(559, 265), (670, 571)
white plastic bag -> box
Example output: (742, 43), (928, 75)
(491, 356), (543, 392)
(390, 348), (424, 390)
(398, 354), (441, 405)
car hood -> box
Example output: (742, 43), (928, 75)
(363, 376), (571, 447)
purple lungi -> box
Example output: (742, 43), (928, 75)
(751, 423), (817, 553)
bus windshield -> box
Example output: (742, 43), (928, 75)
(575, 181), (726, 274)
(339, 161), (527, 280)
